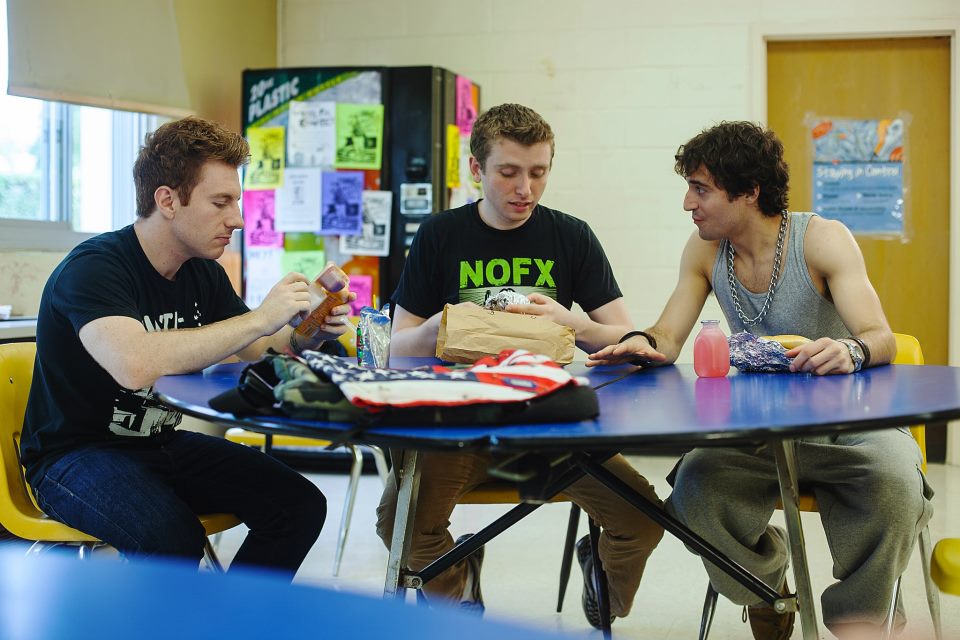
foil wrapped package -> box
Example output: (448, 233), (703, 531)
(357, 305), (391, 368)
(483, 289), (530, 311)
(728, 331), (793, 372)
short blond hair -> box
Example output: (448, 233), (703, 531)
(469, 103), (555, 170)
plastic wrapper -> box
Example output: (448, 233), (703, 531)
(357, 305), (391, 368)
(728, 331), (793, 372)
(483, 289), (529, 311)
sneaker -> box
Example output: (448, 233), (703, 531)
(454, 534), (485, 615)
(746, 577), (795, 640)
(575, 534), (615, 629)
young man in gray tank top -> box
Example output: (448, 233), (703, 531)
(588, 121), (932, 639)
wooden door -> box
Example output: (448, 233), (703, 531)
(767, 37), (951, 365)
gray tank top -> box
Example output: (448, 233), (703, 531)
(712, 212), (850, 339)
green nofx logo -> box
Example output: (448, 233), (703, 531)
(459, 258), (555, 288)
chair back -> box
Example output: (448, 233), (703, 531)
(891, 333), (927, 473)
(0, 342), (95, 541)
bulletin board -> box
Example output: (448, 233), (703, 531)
(240, 68), (389, 313)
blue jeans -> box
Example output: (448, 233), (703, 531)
(32, 430), (326, 580)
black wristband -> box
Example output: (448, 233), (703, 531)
(850, 336), (871, 369)
(289, 330), (303, 355)
(619, 330), (657, 350)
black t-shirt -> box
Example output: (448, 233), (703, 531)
(393, 201), (622, 318)
(21, 225), (249, 486)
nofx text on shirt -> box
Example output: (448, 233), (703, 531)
(460, 258), (556, 288)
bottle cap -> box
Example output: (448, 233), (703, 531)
(316, 264), (348, 292)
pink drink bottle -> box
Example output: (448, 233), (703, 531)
(693, 320), (730, 377)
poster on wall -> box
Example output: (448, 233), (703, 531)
(244, 247), (283, 308)
(809, 116), (906, 236)
(287, 100), (336, 168)
(245, 127), (285, 190)
(275, 168), (322, 232)
(334, 103), (384, 170)
(320, 171), (364, 235)
(456, 75), (478, 134)
(242, 191), (283, 248)
(340, 190), (393, 256)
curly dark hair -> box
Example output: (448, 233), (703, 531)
(470, 103), (555, 170)
(133, 116), (249, 218)
(674, 121), (789, 217)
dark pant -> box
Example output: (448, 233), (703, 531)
(32, 430), (326, 580)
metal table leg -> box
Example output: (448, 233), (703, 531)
(383, 449), (422, 600)
(773, 439), (822, 640)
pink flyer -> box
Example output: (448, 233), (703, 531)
(243, 190), (283, 248)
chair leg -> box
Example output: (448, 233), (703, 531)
(368, 444), (390, 487)
(698, 583), (719, 640)
(557, 504), (581, 612)
(918, 526), (943, 640)
(210, 531), (223, 551)
(881, 576), (901, 640)
(333, 444), (364, 577)
(203, 539), (225, 573)
(588, 518), (612, 640)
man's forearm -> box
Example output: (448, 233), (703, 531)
(575, 320), (635, 355)
(390, 316), (443, 357)
(645, 325), (683, 364)
(856, 328), (896, 368)
(112, 314), (269, 389)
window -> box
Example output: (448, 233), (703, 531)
(0, 0), (167, 248)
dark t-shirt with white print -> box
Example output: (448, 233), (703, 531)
(21, 224), (248, 486)
(393, 201), (622, 319)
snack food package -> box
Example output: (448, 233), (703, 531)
(728, 331), (794, 372)
(435, 303), (575, 364)
(482, 289), (530, 311)
(357, 305), (391, 368)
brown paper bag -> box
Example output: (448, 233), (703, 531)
(435, 303), (575, 364)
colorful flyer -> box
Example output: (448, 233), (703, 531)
(320, 171), (364, 235)
(335, 103), (384, 170)
(287, 100), (336, 168)
(244, 247), (283, 308)
(339, 190), (393, 257)
(284, 232), (325, 252)
(810, 117), (905, 235)
(446, 124), (461, 189)
(347, 274), (373, 316)
(456, 75), (478, 134)
(242, 190), (283, 248)
(275, 168), (322, 232)
(245, 127), (285, 190)
(281, 250), (326, 280)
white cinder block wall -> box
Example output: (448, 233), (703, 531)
(279, 0), (960, 363)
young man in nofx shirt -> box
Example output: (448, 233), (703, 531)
(22, 116), (356, 578)
(379, 103), (664, 628)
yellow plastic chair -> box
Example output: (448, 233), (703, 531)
(223, 428), (388, 576)
(697, 333), (942, 640)
(0, 342), (239, 570)
(932, 538), (960, 595)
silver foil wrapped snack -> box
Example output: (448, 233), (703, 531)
(728, 331), (793, 372)
(483, 288), (530, 311)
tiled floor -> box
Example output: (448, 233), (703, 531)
(214, 454), (960, 639)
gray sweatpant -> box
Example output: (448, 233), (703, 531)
(665, 427), (933, 630)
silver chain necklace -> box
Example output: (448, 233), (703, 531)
(726, 211), (788, 326)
